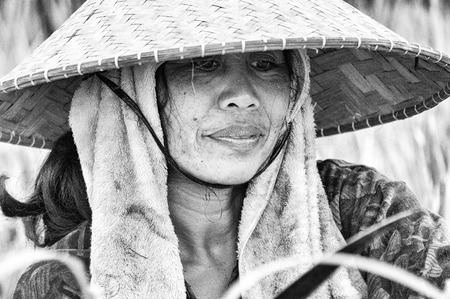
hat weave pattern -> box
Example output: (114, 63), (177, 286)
(0, 0), (450, 148)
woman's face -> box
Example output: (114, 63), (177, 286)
(161, 51), (292, 185)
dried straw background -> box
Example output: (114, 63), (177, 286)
(0, 0), (449, 256)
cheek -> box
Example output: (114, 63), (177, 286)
(163, 98), (202, 160)
(262, 84), (291, 129)
(160, 69), (292, 184)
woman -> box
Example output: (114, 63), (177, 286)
(1, 0), (450, 298)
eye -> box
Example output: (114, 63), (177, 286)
(250, 60), (276, 71)
(193, 58), (221, 72)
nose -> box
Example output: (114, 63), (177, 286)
(218, 74), (260, 110)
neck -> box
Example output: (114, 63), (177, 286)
(167, 169), (245, 262)
(167, 170), (246, 298)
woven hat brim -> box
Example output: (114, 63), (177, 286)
(0, 0), (450, 148)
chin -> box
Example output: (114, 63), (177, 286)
(208, 176), (253, 186)
(174, 156), (266, 186)
(198, 164), (260, 186)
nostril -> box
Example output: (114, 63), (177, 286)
(219, 92), (261, 110)
(227, 103), (239, 108)
(226, 102), (257, 109)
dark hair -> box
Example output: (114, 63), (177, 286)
(0, 131), (90, 247)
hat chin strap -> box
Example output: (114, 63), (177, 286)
(95, 73), (292, 190)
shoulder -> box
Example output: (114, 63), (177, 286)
(318, 160), (450, 294)
(13, 222), (91, 299)
(317, 158), (409, 200)
(13, 260), (83, 299)
(317, 159), (419, 238)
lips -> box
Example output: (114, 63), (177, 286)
(208, 125), (263, 139)
(206, 125), (264, 151)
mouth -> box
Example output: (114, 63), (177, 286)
(205, 125), (264, 151)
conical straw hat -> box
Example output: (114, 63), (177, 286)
(1, 0), (449, 148)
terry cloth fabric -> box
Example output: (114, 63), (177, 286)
(69, 50), (367, 298)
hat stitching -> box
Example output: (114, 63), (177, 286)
(373, 39), (378, 51)
(388, 39), (394, 52)
(30, 73), (36, 86)
(425, 46), (433, 60)
(402, 108), (408, 118)
(179, 46), (184, 60)
(154, 49), (159, 63)
(392, 111), (398, 121)
(44, 69), (51, 83)
(341, 40), (346, 49)
(262, 39), (268, 52)
(435, 51), (443, 63)
(7, 131), (14, 143)
(378, 114), (383, 124)
(13, 77), (20, 90)
(432, 94), (439, 104)
(403, 45), (409, 55)
(221, 42), (226, 55)
(356, 37), (361, 49)
(412, 43), (422, 57)
(77, 63), (84, 75)
(114, 55), (120, 69)
(201, 43), (206, 57)
(443, 85), (450, 96)
(320, 36), (326, 49)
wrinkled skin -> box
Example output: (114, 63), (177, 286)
(162, 51), (292, 185)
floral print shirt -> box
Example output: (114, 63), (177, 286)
(12, 159), (450, 299)
(318, 159), (450, 298)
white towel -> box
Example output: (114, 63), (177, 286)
(69, 50), (367, 298)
